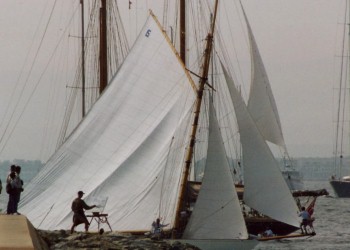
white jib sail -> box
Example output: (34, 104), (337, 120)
(222, 64), (300, 228)
(183, 94), (248, 240)
(20, 14), (196, 231)
(243, 8), (286, 149)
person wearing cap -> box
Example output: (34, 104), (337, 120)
(70, 191), (96, 233)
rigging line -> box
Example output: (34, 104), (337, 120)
(340, 14), (350, 165)
(188, 1), (202, 66)
(334, 0), (348, 173)
(0, 1), (51, 135)
(214, 53), (241, 161)
(188, 197), (237, 231)
(339, 49), (349, 176)
(38, 203), (55, 228)
(234, 1), (251, 96)
(41, 1), (79, 159)
(56, 1), (100, 147)
(158, 136), (175, 219)
(213, 60), (238, 162)
(220, 1), (248, 99)
(0, 0), (56, 150)
(0, 2), (80, 156)
(162, 0), (169, 29)
(109, 1), (129, 69)
(0, 0), (59, 153)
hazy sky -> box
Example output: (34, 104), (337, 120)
(0, 0), (346, 161)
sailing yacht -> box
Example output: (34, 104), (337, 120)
(226, 3), (322, 236)
(330, 0), (350, 198)
(19, 1), (258, 249)
(16, 0), (321, 246)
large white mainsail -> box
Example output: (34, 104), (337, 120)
(222, 64), (300, 228)
(20, 13), (197, 231)
(242, 7), (286, 149)
(183, 95), (248, 240)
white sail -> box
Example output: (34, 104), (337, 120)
(242, 6), (304, 191)
(243, 8), (286, 149)
(20, 14), (197, 231)
(183, 95), (248, 240)
(222, 64), (300, 228)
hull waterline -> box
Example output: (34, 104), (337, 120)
(330, 180), (350, 198)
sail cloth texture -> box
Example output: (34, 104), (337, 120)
(243, 9), (286, 149)
(183, 95), (248, 240)
(20, 15), (196, 231)
(222, 64), (300, 228)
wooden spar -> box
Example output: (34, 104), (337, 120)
(179, 0), (186, 64)
(258, 232), (316, 241)
(99, 0), (108, 94)
(80, 0), (86, 117)
(173, 0), (219, 238)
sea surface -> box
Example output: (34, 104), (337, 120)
(0, 175), (348, 249)
(254, 180), (350, 250)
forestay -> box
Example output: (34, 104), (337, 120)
(20, 14), (196, 231)
(183, 95), (248, 240)
(222, 64), (300, 228)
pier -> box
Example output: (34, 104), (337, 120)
(0, 215), (47, 250)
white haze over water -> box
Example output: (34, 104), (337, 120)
(0, 0), (345, 160)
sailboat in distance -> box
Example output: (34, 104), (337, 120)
(330, 0), (350, 198)
(19, 1), (257, 249)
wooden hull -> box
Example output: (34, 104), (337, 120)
(258, 232), (316, 241)
(188, 182), (327, 236)
(245, 216), (299, 236)
(330, 180), (350, 198)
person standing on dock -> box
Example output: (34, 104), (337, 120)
(6, 172), (18, 214)
(14, 166), (23, 215)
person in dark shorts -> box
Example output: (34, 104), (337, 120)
(70, 191), (96, 233)
(299, 206), (314, 234)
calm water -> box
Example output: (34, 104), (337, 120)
(0, 177), (348, 249)
(255, 180), (350, 250)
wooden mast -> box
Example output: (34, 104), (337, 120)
(179, 0), (186, 64)
(173, 0), (219, 238)
(99, 0), (108, 94)
(80, 0), (86, 117)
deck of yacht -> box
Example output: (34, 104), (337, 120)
(0, 214), (48, 250)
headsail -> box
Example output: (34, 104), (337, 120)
(20, 13), (196, 231)
(242, 6), (286, 149)
(183, 94), (248, 240)
(222, 63), (300, 228)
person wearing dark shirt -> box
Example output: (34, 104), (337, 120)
(14, 166), (23, 215)
(70, 191), (96, 234)
(6, 172), (18, 214)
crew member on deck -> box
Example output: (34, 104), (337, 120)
(299, 206), (314, 234)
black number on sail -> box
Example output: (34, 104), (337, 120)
(145, 29), (151, 37)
